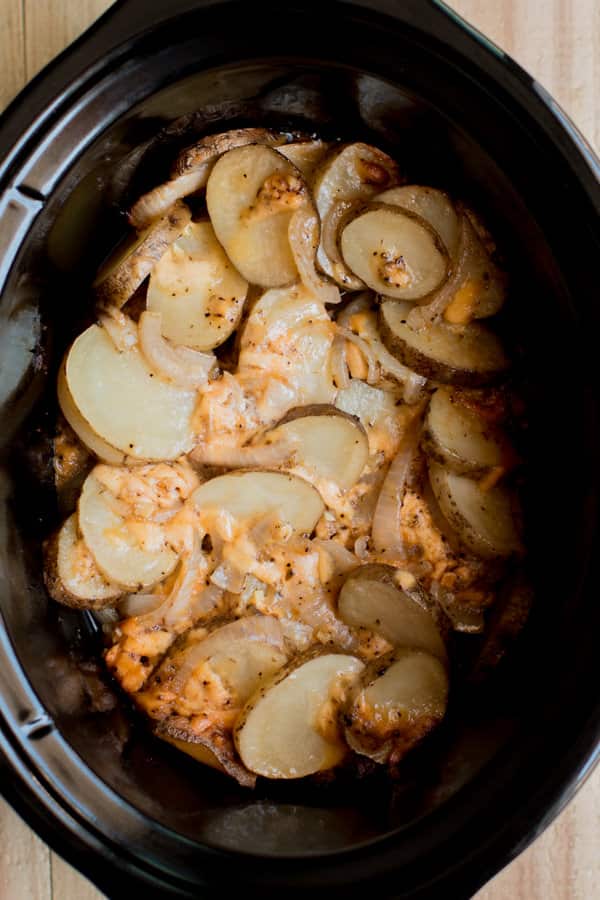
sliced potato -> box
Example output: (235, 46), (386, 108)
(129, 128), (286, 229)
(278, 139), (331, 181)
(345, 649), (448, 764)
(379, 300), (509, 386)
(146, 220), (248, 350)
(376, 185), (460, 259)
(423, 386), (506, 475)
(206, 144), (308, 286)
(64, 324), (196, 461)
(79, 471), (178, 589)
(94, 201), (191, 307)
(314, 143), (399, 287)
(428, 461), (522, 559)
(191, 470), (324, 535)
(338, 565), (446, 661)
(57, 361), (125, 464)
(234, 652), (364, 778)
(44, 514), (121, 609)
(340, 203), (449, 300)
(265, 405), (369, 490)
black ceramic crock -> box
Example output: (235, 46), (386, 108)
(0, 1), (599, 897)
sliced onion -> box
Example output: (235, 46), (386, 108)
(321, 200), (364, 290)
(314, 539), (360, 580)
(129, 170), (208, 229)
(99, 307), (138, 352)
(336, 325), (379, 385)
(354, 535), (370, 560)
(138, 311), (216, 389)
(289, 206), (342, 305)
(430, 580), (484, 633)
(171, 614), (285, 694)
(330, 334), (350, 390)
(371, 411), (424, 559)
(119, 592), (165, 617)
(336, 292), (372, 327)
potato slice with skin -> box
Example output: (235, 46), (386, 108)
(428, 461), (522, 559)
(57, 361), (125, 465)
(191, 470), (324, 535)
(345, 649), (448, 765)
(376, 185), (460, 259)
(207, 144), (308, 287)
(314, 143), (399, 288)
(265, 405), (369, 491)
(278, 139), (331, 181)
(379, 300), (509, 387)
(146, 220), (248, 350)
(94, 201), (191, 307)
(423, 386), (506, 475)
(79, 472), (179, 589)
(235, 652), (365, 779)
(340, 203), (450, 300)
(129, 128), (286, 229)
(44, 514), (121, 609)
(64, 324), (196, 461)
(159, 730), (256, 789)
(338, 565), (446, 661)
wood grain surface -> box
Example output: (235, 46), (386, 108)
(0, 1), (598, 898)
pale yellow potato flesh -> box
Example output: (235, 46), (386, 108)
(277, 140), (331, 181)
(267, 410), (369, 490)
(424, 386), (505, 474)
(191, 470), (324, 535)
(235, 653), (364, 778)
(45, 514), (121, 606)
(64, 324), (196, 461)
(206, 144), (307, 286)
(57, 361), (124, 464)
(338, 566), (446, 661)
(376, 185), (460, 258)
(428, 461), (522, 559)
(147, 220), (248, 351)
(78, 472), (179, 589)
(340, 205), (448, 300)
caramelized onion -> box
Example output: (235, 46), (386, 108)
(336, 325), (379, 385)
(371, 411), (424, 559)
(129, 171), (208, 229)
(330, 334), (350, 390)
(99, 307), (138, 352)
(138, 310), (216, 388)
(289, 206), (342, 305)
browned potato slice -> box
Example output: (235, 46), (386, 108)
(278, 139), (331, 181)
(345, 649), (448, 764)
(379, 300), (509, 386)
(314, 143), (399, 288)
(234, 652), (364, 779)
(78, 471), (179, 589)
(44, 514), (121, 609)
(94, 201), (191, 307)
(423, 386), (507, 475)
(146, 220), (248, 350)
(129, 128), (286, 229)
(428, 461), (522, 559)
(376, 185), (460, 259)
(266, 405), (369, 490)
(338, 565), (446, 661)
(57, 361), (125, 465)
(206, 144), (308, 286)
(340, 204), (449, 300)
(64, 324), (196, 460)
(159, 729), (256, 788)
(191, 470), (324, 535)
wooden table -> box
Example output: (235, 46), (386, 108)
(0, 1), (598, 897)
